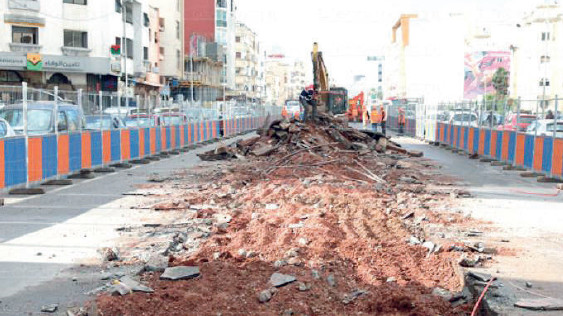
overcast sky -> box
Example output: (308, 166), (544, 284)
(237, 0), (540, 87)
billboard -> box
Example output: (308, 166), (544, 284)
(464, 51), (510, 99)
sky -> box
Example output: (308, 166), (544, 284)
(236, 0), (540, 88)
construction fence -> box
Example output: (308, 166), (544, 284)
(398, 97), (563, 180)
(0, 84), (280, 191)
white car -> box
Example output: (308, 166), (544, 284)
(526, 119), (563, 138)
(0, 117), (16, 138)
(449, 112), (479, 128)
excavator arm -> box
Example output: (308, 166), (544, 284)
(312, 42), (330, 114)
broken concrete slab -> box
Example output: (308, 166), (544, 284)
(514, 298), (563, 311)
(9, 187), (45, 195)
(41, 304), (58, 313)
(119, 276), (154, 293)
(468, 271), (492, 282)
(42, 179), (73, 186)
(270, 273), (296, 287)
(110, 282), (132, 296)
(160, 266), (200, 281)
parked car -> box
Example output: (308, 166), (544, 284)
(0, 118), (16, 138)
(498, 113), (537, 131)
(449, 112), (479, 127)
(0, 101), (85, 135)
(85, 115), (126, 130)
(104, 107), (137, 118)
(526, 119), (563, 138)
(161, 113), (188, 126)
(124, 114), (161, 128)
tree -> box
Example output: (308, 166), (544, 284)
(492, 67), (509, 98)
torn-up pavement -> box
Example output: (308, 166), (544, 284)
(90, 116), (499, 315)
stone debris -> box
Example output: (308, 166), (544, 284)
(160, 266), (200, 281)
(258, 289), (273, 303)
(515, 298), (563, 311)
(119, 276), (154, 293)
(342, 289), (368, 305)
(41, 304), (58, 313)
(270, 273), (297, 288)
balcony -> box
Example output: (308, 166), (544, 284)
(10, 43), (41, 53)
(8, 0), (40, 11)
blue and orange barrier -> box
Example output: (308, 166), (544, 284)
(435, 123), (563, 179)
(0, 116), (278, 191)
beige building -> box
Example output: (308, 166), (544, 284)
(234, 22), (261, 101)
(288, 61), (307, 100)
(265, 57), (291, 106)
(148, 0), (184, 84)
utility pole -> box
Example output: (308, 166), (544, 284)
(122, 0), (130, 110)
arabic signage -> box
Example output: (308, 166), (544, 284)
(0, 52), (111, 74)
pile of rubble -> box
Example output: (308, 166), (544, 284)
(93, 116), (485, 315)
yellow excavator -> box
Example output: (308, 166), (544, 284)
(311, 42), (348, 117)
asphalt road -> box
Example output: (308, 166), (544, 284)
(0, 134), (252, 316)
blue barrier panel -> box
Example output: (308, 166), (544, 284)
(165, 127), (171, 149)
(473, 128), (480, 153)
(455, 126), (460, 148)
(543, 137), (553, 173)
(184, 124), (189, 145)
(130, 129), (140, 159)
(144, 128), (150, 156)
(42, 135), (57, 179)
(495, 131), (503, 160)
(90, 131), (103, 167)
(508, 132), (516, 162)
(5, 137), (27, 187)
(523, 135), (534, 168)
(69, 133), (82, 172)
(110, 130), (121, 162)
(155, 128), (162, 152)
(176, 125), (181, 148)
(203, 121), (208, 141)
(462, 127), (468, 151)
(484, 130), (491, 156)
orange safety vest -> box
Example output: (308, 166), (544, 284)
(370, 109), (381, 124)
(282, 107), (288, 118)
(398, 113), (406, 124)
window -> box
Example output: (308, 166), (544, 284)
(542, 32), (550, 41)
(115, 37), (121, 46)
(66, 110), (80, 131)
(115, 0), (121, 13)
(236, 52), (241, 59)
(160, 47), (165, 56)
(122, 38), (133, 58)
(177, 50), (181, 69)
(57, 111), (68, 132)
(12, 26), (38, 44)
(540, 78), (550, 87)
(236, 36), (240, 43)
(64, 30), (88, 48)
(216, 10), (227, 27)
(63, 0), (87, 4)
(0, 70), (22, 82)
(176, 21), (180, 39)
(125, 3), (133, 24)
(143, 47), (148, 60)
(144, 13), (149, 27)
(541, 56), (551, 63)
(217, 0), (227, 8)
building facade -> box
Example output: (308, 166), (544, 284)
(0, 0), (153, 100)
(235, 22), (260, 101)
(265, 55), (291, 106)
(184, 0), (236, 90)
(510, 1), (562, 110)
(287, 61), (306, 101)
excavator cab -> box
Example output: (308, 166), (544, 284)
(311, 43), (348, 118)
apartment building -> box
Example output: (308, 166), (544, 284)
(235, 22), (260, 101)
(0, 0), (153, 98)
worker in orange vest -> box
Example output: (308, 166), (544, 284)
(282, 106), (288, 118)
(370, 106), (380, 132)
(398, 108), (406, 134)
(380, 105), (387, 136)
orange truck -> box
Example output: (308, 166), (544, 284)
(347, 92), (365, 122)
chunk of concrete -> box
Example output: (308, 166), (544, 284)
(515, 298), (563, 311)
(160, 266), (200, 281)
(270, 273), (296, 288)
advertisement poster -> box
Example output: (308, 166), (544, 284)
(464, 51), (510, 99)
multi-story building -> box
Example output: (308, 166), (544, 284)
(384, 13), (465, 104)
(149, 0), (184, 86)
(265, 54), (291, 106)
(183, 0), (236, 90)
(235, 22), (260, 101)
(510, 1), (561, 110)
(0, 0), (153, 99)
(287, 61), (306, 100)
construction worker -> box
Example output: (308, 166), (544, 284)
(299, 88), (314, 121)
(281, 106), (288, 118)
(362, 108), (370, 129)
(380, 105), (387, 136)
(398, 108), (406, 134)
(370, 106), (380, 132)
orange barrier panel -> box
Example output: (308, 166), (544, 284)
(121, 129), (131, 161)
(515, 134), (526, 166)
(139, 128), (145, 158)
(28, 137), (42, 182)
(102, 131), (111, 163)
(150, 128), (156, 154)
(478, 129), (485, 155)
(58, 134), (70, 174)
(553, 139), (563, 176)
(468, 128), (475, 153)
(160, 127), (167, 151)
(490, 131), (497, 159)
(501, 132), (510, 161)
(81, 132), (92, 169)
(170, 126), (176, 149)
(533, 137), (544, 171)
(180, 125), (185, 146)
